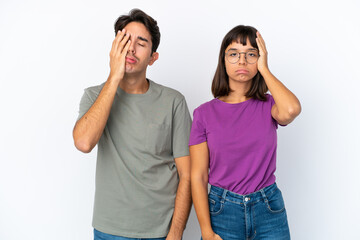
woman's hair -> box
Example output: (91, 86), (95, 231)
(211, 25), (268, 101)
(114, 9), (160, 54)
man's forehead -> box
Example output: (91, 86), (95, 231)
(124, 22), (151, 40)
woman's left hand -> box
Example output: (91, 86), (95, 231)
(256, 31), (269, 74)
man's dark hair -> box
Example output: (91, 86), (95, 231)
(211, 25), (268, 101)
(114, 9), (160, 54)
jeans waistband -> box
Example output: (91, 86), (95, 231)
(209, 183), (279, 204)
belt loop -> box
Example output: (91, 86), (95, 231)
(260, 189), (268, 203)
(220, 189), (228, 204)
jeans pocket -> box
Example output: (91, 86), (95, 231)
(208, 194), (224, 216)
(265, 188), (286, 213)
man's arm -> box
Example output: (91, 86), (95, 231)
(166, 155), (192, 240)
(73, 29), (130, 153)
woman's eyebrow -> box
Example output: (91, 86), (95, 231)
(228, 47), (258, 51)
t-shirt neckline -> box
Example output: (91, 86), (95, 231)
(214, 97), (253, 106)
(117, 79), (153, 98)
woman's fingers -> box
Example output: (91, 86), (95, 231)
(256, 31), (267, 54)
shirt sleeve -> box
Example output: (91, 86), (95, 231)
(172, 97), (192, 159)
(268, 94), (287, 128)
(76, 89), (95, 121)
(189, 107), (207, 146)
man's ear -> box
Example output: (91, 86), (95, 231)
(148, 52), (159, 66)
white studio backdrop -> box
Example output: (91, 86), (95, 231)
(1, 0), (359, 239)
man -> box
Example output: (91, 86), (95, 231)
(73, 9), (192, 240)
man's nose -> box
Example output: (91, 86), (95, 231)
(127, 34), (135, 53)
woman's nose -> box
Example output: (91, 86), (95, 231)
(238, 53), (246, 65)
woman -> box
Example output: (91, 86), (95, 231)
(190, 25), (301, 240)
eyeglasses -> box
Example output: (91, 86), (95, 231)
(225, 50), (259, 64)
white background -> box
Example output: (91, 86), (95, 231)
(1, 0), (359, 239)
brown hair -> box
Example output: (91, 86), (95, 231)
(211, 25), (268, 101)
(114, 9), (160, 54)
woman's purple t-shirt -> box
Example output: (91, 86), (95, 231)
(189, 94), (281, 195)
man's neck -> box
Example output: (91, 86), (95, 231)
(119, 74), (149, 94)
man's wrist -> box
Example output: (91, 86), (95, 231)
(166, 227), (183, 240)
(107, 73), (122, 85)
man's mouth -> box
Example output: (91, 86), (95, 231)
(125, 56), (137, 64)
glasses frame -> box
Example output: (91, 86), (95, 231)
(225, 50), (260, 64)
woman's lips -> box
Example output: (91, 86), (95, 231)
(236, 69), (249, 74)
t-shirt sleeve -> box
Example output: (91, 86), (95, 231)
(172, 97), (192, 159)
(189, 107), (207, 146)
(76, 89), (95, 121)
(268, 94), (287, 128)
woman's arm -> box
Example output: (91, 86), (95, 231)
(190, 142), (222, 240)
(256, 31), (302, 125)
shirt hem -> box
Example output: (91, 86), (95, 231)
(188, 140), (206, 146)
(173, 152), (190, 159)
(93, 224), (168, 238)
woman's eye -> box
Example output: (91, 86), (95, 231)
(229, 53), (237, 57)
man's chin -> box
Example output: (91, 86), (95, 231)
(125, 64), (134, 71)
(124, 68), (143, 77)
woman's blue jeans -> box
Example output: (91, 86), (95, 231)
(206, 183), (290, 240)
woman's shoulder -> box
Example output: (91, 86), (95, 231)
(264, 93), (275, 105)
(194, 99), (217, 112)
(265, 93), (273, 100)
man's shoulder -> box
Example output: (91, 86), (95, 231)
(83, 82), (106, 99)
(150, 80), (185, 102)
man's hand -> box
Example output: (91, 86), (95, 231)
(109, 29), (131, 83)
(73, 29), (131, 153)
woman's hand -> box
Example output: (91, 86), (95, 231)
(202, 232), (223, 240)
(256, 31), (269, 74)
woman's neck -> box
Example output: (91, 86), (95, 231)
(219, 80), (252, 103)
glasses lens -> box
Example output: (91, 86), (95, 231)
(246, 51), (259, 64)
(226, 51), (239, 64)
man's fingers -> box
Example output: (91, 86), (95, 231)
(118, 33), (131, 54)
(121, 38), (131, 55)
(112, 29), (126, 53)
(111, 30), (121, 52)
